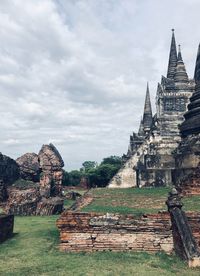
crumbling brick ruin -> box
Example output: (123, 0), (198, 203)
(38, 144), (64, 198)
(109, 30), (195, 188)
(1, 143), (64, 215)
(57, 193), (200, 268)
(16, 153), (40, 182)
(57, 211), (173, 253)
(0, 153), (19, 202)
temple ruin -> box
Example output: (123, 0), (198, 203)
(0, 143), (65, 216)
(109, 30), (195, 188)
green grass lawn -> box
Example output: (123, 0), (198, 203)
(1, 187), (200, 275)
(1, 216), (200, 276)
(82, 187), (170, 215)
(81, 187), (200, 215)
(182, 195), (200, 212)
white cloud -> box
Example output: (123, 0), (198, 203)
(3, 139), (20, 145)
(0, 0), (199, 169)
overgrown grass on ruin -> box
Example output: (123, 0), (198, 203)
(81, 187), (200, 214)
(1, 215), (200, 276)
(82, 187), (170, 215)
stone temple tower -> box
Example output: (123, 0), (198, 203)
(173, 44), (200, 195)
(109, 30), (195, 188)
(156, 30), (194, 138)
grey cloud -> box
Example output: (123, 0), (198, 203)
(0, 0), (199, 170)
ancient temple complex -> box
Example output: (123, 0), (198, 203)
(109, 30), (195, 188)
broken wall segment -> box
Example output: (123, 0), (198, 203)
(0, 153), (19, 186)
(39, 143), (64, 197)
(0, 214), (14, 243)
(36, 197), (64, 216)
(5, 187), (41, 216)
(4, 143), (65, 216)
(16, 153), (40, 182)
(16, 143), (65, 197)
(57, 211), (173, 253)
(5, 187), (64, 216)
(0, 154), (20, 203)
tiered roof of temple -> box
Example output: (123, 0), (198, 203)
(174, 45), (189, 83)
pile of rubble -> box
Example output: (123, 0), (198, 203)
(0, 143), (65, 216)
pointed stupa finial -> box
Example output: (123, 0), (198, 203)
(174, 44), (188, 83)
(167, 29), (178, 79)
(143, 83), (153, 134)
(177, 44), (183, 61)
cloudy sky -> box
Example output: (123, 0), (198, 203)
(0, 0), (199, 170)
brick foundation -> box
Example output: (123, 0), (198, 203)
(56, 211), (173, 253)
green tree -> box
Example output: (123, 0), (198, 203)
(101, 156), (122, 166)
(62, 156), (122, 188)
(62, 171), (70, 186)
(62, 170), (83, 186)
(87, 156), (122, 188)
(68, 170), (83, 186)
(82, 161), (97, 172)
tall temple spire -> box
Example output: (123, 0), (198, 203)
(167, 29), (178, 79)
(143, 83), (153, 134)
(177, 44), (183, 61)
(174, 44), (189, 83)
(180, 43), (200, 136)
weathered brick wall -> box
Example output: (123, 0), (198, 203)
(173, 136), (200, 196)
(173, 166), (200, 195)
(57, 211), (173, 253)
(0, 214), (14, 243)
(187, 212), (200, 250)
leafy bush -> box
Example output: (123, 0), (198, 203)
(62, 170), (83, 186)
(63, 156), (122, 188)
